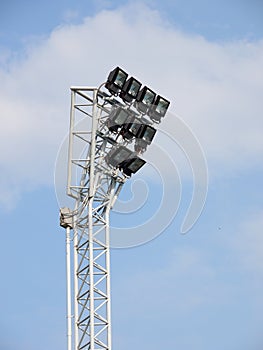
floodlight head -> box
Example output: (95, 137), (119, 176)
(105, 146), (146, 176)
(135, 86), (156, 114)
(119, 157), (146, 176)
(120, 77), (142, 103)
(137, 124), (156, 145)
(107, 107), (130, 133)
(105, 67), (128, 95)
(105, 146), (133, 168)
(149, 95), (170, 122)
(121, 116), (142, 140)
(134, 124), (156, 153)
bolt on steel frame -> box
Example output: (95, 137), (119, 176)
(63, 86), (129, 350)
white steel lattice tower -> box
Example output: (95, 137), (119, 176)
(60, 72), (169, 350)
(63, 87), (128, 350)
(61, 85), (144, 350)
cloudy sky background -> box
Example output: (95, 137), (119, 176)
(0, 1), (263, 349)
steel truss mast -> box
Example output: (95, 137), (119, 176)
(61, 87), (135, 350)
(60, 70), (168, 349)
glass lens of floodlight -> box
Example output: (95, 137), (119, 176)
(114, 148), (131, 163)
(143, 90), (155, 105)
(128, 80), (141, 97)
(142, 126), (156, 142)
(115, 71), (127, 87)
(128, 158), (145, 172)
(156, 98), (169, 115)
(129, 121), (141, 136)
(115, 109), (129, 124)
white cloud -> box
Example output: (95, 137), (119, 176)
(0, 3), (263, 208)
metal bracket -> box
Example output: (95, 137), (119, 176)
(60, 207), (73, 229)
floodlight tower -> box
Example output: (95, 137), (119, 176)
(60, 67), (170, 350)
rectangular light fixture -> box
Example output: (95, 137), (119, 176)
(105, 146), (133, 168)
(120, 77), (142, 103)
(136, 124), (156, 144)
(107, 107), (130, 133)
(121, 116), (142, 140)
(119, 157), (146, 176)
(105, 146), (146, 176)
(135, 86), (156, 114)
(105, 67), (128, 95)
(149, 95), (170, 122)
(134, 124), (156, 153)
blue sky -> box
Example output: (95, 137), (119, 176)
(0, 1), (263, 349)
(1, 0), (263, 49)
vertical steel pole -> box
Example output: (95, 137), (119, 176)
(73, 212), (79, 350)
(70, 89), (79, 350)
(87, 89), (98, 350)
(67, 90), (75, 196)
(66, 226), (72, 350)
(105, 181), (115, 350)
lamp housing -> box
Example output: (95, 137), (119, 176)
(105, 146), (146, 176)
(121, 116), (142, 140)
(120, 77), (142, 103)
(119, 157), (146, 176)
(136, 124), (156, 145)
(107, 107), (130, 133)
(135, 86), (156, 114)
(149, 95), (170, 122)
(105, 67), (128, 95)
(105, 146), (133, 168)
(134, 124), (156, 153)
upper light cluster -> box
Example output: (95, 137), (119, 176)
(101, 66), (171, 177)
(105, 66), (170, 123)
